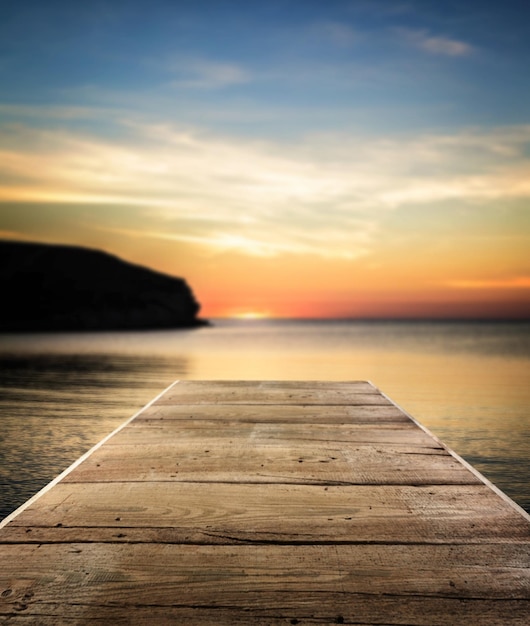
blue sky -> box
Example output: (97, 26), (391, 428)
(3, 0), (529, 134)
(1, 0), (529, 317)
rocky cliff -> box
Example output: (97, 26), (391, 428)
(0, 240), (208, 331)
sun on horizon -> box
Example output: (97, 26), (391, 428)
(229, 310), (273, 320)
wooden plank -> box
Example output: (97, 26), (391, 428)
(1, 543), (529, 597)
(6, 482), (529, 544)
(3, 523), (529, 546)
(2, 600), (530, 626)
(139, 402), (408, 422)
(162, 380), (378, 392)
(111, 419), (430, 446)
(157, 380), (390, 405)
(1, 544), (529, 624)
(61, 439), (480, 485)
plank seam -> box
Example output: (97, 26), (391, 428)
(3, 537), (527, 546)
(153, 402), (393, 406)
(58, 479), (482, 486)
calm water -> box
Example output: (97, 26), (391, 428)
(1, 319), (529, 520)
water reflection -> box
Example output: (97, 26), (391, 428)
(0, 353), (189, 519)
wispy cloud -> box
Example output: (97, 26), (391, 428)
(399, 28), (474, 56)
(1, 117), (529, 260)
(168, 58), (251, 89)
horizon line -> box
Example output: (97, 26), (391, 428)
(211, 315), (530, 323)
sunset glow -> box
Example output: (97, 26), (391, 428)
(1, 1), (529, 319)
(231, 311), (272, 320)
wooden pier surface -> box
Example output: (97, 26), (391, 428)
(1, 380), (529, 624)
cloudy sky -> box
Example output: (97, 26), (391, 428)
(1, 0), (529, 318)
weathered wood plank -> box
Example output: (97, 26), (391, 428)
(157, 380), (390, 405)
(61, 440), (479, 485)
(0, 536), (523, 626)
(111, 419), (430, 447)
(3, 524), (529, 545)
(2, 541), (529, 566)
(6, 483), (529, 543)
(1, 543), (529, 595)
(139, 402), (409, 422)
(3, 600), (528, 626)
(164, 380), (378, 391)
(105, 420), (443, 452)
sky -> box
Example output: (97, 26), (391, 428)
(1, 0), (529, 319)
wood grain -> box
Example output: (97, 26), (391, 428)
(61, 439), (478, 485)
(138, 402), (409, 422)
(7, 482), (529, 543)
(157, 380), (390, 405)
(1, 380), (528, 625)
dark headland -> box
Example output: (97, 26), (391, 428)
(0, 240), (209, 332)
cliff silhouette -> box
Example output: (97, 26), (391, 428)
(0, 240), (208, 331)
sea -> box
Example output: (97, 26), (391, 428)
(1, 318), (529, 521)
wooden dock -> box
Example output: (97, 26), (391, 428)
(1, 380), (529, 624)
